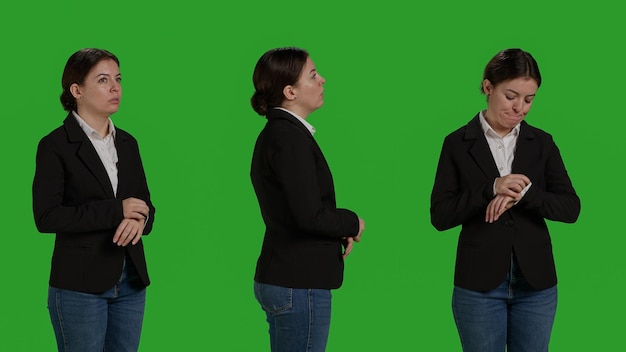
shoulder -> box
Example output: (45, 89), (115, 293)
(266, 117), (307, 135)
(114, 127), (140, 149)
(262, 112), (312, 143)
(520, 121), (555, 142)
(115, 126), (136, 141)
(37, 124), (67, 148)
(443, 114), (481, 144)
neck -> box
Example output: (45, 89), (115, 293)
(281, 103), (310, 120)
(77, 110), (110, 138)
(483, 110), (511, 138)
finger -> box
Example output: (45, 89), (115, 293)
(496, 197), (516, 220)
(486, 200), (496, 223)
(342, 246), (352, 259)
(505, 189), (521, 198)
(494, 199), (505, 221)
(121, 224), (139, 247)
(491, 199), (502, 222)
(510, 174), (530, 187)
(131, 232), (142, 246)
(118, 225), (132, 246)
(131, 221), (144, 245)
(342, 238), (354, 259)
(128, 211), (146, 220)
(113, 221), (128, 243)
(116, 220), (137, 246)
(130, 204), (148, 217)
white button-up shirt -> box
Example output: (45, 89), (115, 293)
(73, 111), (119, 196)
(479, 110), (531, 198)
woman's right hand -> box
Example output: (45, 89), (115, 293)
(122, 197), (149, 220)
(495, 174), (530, 199)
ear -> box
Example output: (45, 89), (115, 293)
(69, 83), (82, 100)
(282, 85), (297, 101)
(482, 79), (493, 95)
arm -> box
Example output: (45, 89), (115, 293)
(430, 139), (493, 231)
(270, 131), (359, 238)
(517, 140), (580, 223)
(32, 138), (124, 233)
(128, 138), (155, 235)
(113, 136), (156, 245)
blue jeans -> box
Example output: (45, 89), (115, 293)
(254, 282), (332, 352)
(48, 260), (146, 352)
(452, 260), (557, 352)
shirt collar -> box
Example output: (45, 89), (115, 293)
(275, 107), (316, 136)
(479, 110), (520, 138)
(73, 111), (116, 139)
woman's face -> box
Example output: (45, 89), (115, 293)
(290, 57), (326, 117)
(72, 59), (122, 119)
(483, 77), (538, 136)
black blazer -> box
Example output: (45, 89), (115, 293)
(430, 114), (580, 291)
(250, 109), (359, 289)
(33, 114), (155, 293)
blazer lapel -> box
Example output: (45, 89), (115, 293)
(511, 121), (538, 174)
(64, 115), (116, 199)
(114, 131), (132, 197)
(465, 115), (501, 179)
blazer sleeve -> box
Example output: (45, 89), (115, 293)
(268, 128), (358, 238)
(122, 135), (155, 235)
(32, 136), (124, 234)
(517, 137), (580, 223)
(430, 136), (494, 231)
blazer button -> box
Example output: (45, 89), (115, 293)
(505, 220), (514, 226)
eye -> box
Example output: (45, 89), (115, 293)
(505, 95), (515, 100)
(525, 98), (533, 104)
(98, 77), (107, 83)
(116, 77), (122, 83)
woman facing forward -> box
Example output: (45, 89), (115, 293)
(33, 48), (155, 352)
(249, 47), (365, 352)
(430, 48), (580, 352)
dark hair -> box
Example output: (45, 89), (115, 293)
(250, 47), (309, 116)
(60, 48), (120, 112)
(481, 48), (541, 94)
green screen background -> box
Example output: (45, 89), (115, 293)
(1, 0), (622, 350)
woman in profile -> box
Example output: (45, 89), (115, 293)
(33, 48), (155, 352)
(249, 47), (365, 352)
(430, 48), (580, 351)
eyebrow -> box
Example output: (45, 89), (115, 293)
(504, 88), (535, 97)
(95, 72), (121, 77)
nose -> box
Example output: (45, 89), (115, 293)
(111, 81), (121, 92)
(512, 99), (523, 112)
(320, 75), (326, 85)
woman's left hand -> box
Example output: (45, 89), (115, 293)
(113, 218), (146, 246)
(342, 237), (355, 259)
(485, 195), (516, 223)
